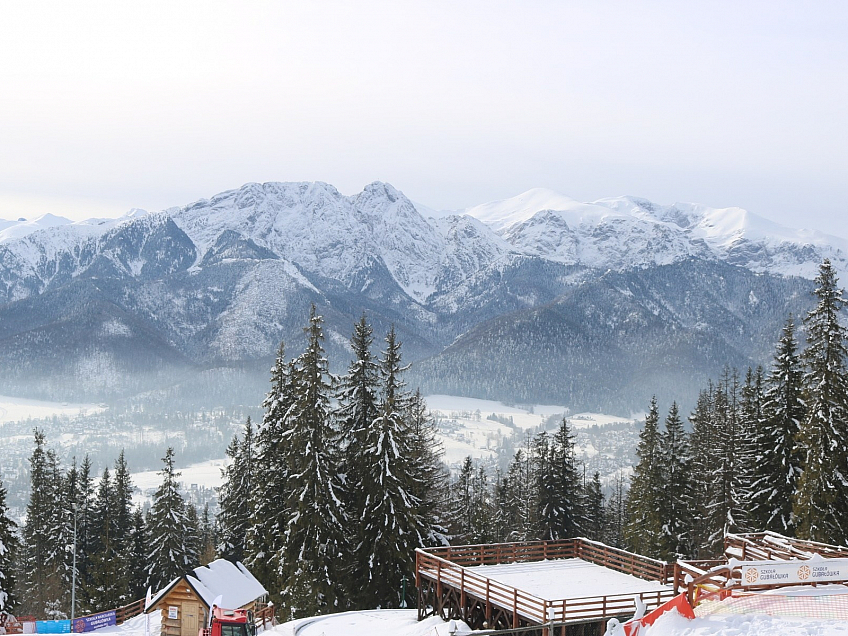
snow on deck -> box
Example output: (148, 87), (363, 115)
(466, 558), (671, 600)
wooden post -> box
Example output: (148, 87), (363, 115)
(512, 589), (518, 629)
(485, 579), (491, 627)
(436, 561), (443, 617)
(561, 600), (567, 636)
(460, 569), (466, 622)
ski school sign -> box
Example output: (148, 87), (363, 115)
(741, 559), (848, 586)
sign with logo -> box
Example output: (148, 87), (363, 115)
(71, 611), (116, 633)
(168, 607), (178, 620)
(741, 559), (848, 586)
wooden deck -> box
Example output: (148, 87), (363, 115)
(416, 538), (681, 632)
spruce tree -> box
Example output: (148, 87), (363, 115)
(21, 431), (64, 615)
(199, 504), (216, 565)
(624, 398), (664, 557)
(0, 476), (19, 612)
(355, 326), (428, 608)
(686, 389), (717, 557)
(657, 402), (691, 561)
(406, 390), (449, 546)
(336, 316), (380, 546)
(583, 472), (606, 542)
(184, 504), (201, 568)
(732, 366), (764, 532)
(246, 342), (293, 604)
(532, 419), (582, 540)
(605, 472), (627, 548)
(449, 456), (475, 543)
(218, 418), (255, 563)
(146, 447), (194, 591)
(752, 316), (805, 535)
(88, 468), (120, 612)
(112, 451), (134, 603)
(794, 260), (848, 543)
(277, 306), (347, 619)
(126, 509), (148, 601)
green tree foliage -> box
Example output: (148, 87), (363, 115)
(146, 447), (196, 591)
(752, 316), (805, 534)
(0, 476), (19, 612)
(245, 342), (294, 605)
(794, 260), (848, 543)
(657, 402), (691, 561)
(217, 417), (255, 563)
(583, 472), (606, 542)
(624, 398), (664, 557)
(277, 306), (347, 619)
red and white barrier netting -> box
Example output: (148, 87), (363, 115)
(693, 585), (848, 621)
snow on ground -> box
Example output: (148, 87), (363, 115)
(131, 458), (229, 506)
(0, 394), (104, 423)
(94, 610), (161, 636)
(96, 603), (848, 636)
(424, 395), (638, 469)
(466, 558), (670, 600)
(274, 610), (471, 636)
(644, 608), (848, 635)
(425, 394), (568, 430)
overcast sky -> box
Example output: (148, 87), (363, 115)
(1, 1), (846, 233)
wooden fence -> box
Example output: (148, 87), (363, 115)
(416, 538), (678, 630)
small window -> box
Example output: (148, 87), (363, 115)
(220, 625), (247, 636)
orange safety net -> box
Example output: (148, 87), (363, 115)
(694, 588), (848, 621)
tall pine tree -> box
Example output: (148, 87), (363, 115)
(0, 475), (18, 612)
(657, 402), (690, 561)
(217, 417), (255, 563)
(752, 316), (805, 535)
(355, 326), (427, 608)
(277, 306), (347, 619)
(794, 260), (848, 543)
(245, 342), (294, 605)
(624, 398), (664, 558)
(146, 448), (195, 591)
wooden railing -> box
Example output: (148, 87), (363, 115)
(724, 532), (848, 562)
(254, 604), (276, 631)
(117, 598), (146, 624)
(417, 538), (677, 626)
(575, 538), (672, 584)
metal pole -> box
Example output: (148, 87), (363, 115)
(71, 503), (78, 622)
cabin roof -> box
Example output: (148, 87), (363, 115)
(146, 560), (268, 612)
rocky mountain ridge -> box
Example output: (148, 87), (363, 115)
(0, 181), (841, 411)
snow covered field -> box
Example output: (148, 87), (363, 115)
(131, 458), (229, 492)
(78, 603), (848, 636)
(466, 558), (670, 600)
(0, 394), (103, 423)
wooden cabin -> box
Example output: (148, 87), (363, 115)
(145, 560), (268, 636)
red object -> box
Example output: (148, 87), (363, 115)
(200, 607), (256, 636)
(622, 593), (695, 635)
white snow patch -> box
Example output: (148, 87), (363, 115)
(131, 458), (229, 492)
(0, 395), (104, 423)
(275, 610), (471, 636)
(465, 558), (670, 601)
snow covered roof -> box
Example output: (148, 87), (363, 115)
(146, 560), (267, 612)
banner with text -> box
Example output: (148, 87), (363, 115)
(71, 611), (117, 633)
(741, 559), (848, 586)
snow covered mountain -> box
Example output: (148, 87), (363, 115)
(463, 188), (848, 278)
(0, 180), (841, 410)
